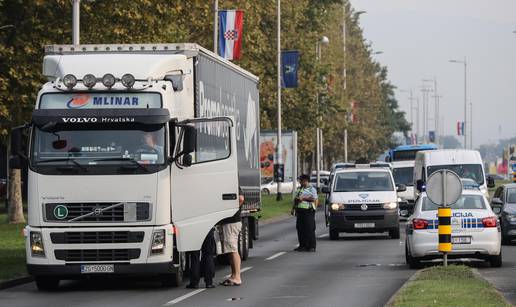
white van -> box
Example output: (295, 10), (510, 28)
(391, 160), (415, 217)
(414, 149), (493, 199)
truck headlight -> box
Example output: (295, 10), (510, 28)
(150, 229), (165, 254)
(383, 202), (398, 210)
(331, 203), (345, 210)
(30, 232), (45, 257)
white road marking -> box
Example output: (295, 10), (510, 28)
(224, 266), (253, 278)
(318, 233), (329, 238)
(265, 252), (287, 261)
(163, 289), (205, 306)
(165, 266), (253, 305)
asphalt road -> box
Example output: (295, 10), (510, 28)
(0, 211), (415, 307)
(478, 243), (516, 305)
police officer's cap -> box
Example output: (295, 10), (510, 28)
(298, 174), (310, 181)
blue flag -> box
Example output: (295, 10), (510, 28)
(281, 50), (299, 88)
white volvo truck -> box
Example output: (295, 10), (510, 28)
(9, 43), (261, 290)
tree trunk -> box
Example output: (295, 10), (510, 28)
(8, 168), (25, 224)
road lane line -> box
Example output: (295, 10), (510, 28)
(318, 233), (329, 238)
(224, 266), (253, 278)
(265, 252), (287, 261)
(163, 289), (205, 306)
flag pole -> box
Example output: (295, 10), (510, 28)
(213, 0), (218, 53)
(276, 0), (283, 201)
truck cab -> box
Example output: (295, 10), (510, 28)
(10, 44), (261, 290)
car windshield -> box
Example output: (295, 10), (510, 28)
(31, 124), (166, 169)
(392, 167), (414, 186)
(427, 164), (484, 185)
(333, 171), (394, 192)
(422, 195), (486, 211)
(507, 188), (516, 203)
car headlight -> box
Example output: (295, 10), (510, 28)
(150, 229), (165, 254)
(30, 232), (45, 257)
(331, 203), (345, 210)
(383, 202), (398, 210)
(507, 214), (516, 222)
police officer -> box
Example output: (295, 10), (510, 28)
(292, 174), (318, 252)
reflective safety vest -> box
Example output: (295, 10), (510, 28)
(296, 187), (317, 210)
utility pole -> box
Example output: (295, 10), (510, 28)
(470, 102), (473, 149)
(72, 0), (80, 45)
(213, 0), (218, 53)
(343, 0), (348, 162)
(276, 0), (283, 200)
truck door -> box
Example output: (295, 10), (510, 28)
(171, 117), (239, 252)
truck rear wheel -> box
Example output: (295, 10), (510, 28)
(35, 277), (60, 291)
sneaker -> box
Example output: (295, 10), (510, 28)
(294, 247), (306, 252)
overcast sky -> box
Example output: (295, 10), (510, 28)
(350, 0), (516, 148)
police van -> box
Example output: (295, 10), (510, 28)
(323, 162), (405, 240)
(405, 188), (502, 269)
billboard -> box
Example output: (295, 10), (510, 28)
(260, 131), (296, 180)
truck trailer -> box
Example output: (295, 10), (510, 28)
(9, 43), (261, 290)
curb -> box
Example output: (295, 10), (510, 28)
(0, 276), (33, 290)
(384, 269), (422, 307)
(472, 268), (513, 306)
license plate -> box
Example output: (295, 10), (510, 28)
(452, 236), (471, 244)
(80, 264), (114, 274)
(354, 223), (375, 228)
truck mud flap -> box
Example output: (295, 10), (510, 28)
(248, 216), (259, 241)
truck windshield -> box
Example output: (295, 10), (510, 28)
(427, 164), (484, 185)
(31, 124), (166, 173)
(423, 195), (486, 211)
(333, 171), (394, 192)
(392, 167), (414, 186)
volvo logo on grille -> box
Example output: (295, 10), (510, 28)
(92, 208), (103, 216)
(360, 204), (368, 211)
(359, 194), (369, 199)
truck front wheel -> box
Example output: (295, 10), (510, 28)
(35, 277), (60, 291)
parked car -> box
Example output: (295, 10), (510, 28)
(261, 178), (299, 195)
(491, 183), (516, 245)
(406, 189), (501, 268)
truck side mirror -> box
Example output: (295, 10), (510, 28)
(183, 125), (197, 154)
(9, 155), (22, 169)
(486, 176), (495, 188)
(321, 186), (330, 194)
(10, 126), (23, 156)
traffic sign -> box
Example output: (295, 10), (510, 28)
(426, 170), (462, 206)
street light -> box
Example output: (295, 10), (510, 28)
(399, 89), (415, 141)
(449, 58), (468, 149)
(315, 36), (329, 191)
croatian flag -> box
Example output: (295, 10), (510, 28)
(218, 10), (244, 60)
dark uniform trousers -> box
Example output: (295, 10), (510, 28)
(296, 208), (316, 249)
(188, 228), (216, 285)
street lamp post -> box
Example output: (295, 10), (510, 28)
(315, 36), (329, 191)
(276, 0), (283, 201)
(449, 57), (468, 149)
(72, 0), (80, 45)
(399, 89), (415, 143)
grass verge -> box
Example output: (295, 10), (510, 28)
(258, 193), (326, 221)
(392, 265), (510, 307)
(0, 214), (27, 282)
